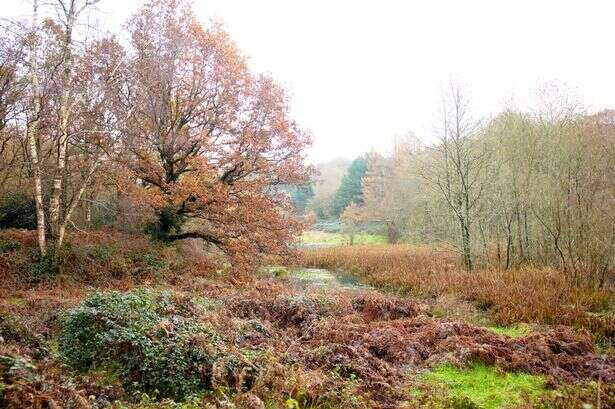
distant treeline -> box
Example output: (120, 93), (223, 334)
(312, 84), (615, 286)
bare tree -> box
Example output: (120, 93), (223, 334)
(0, 27), (26, 192)
(424, 81), (489, 270)
(24, 0), (48, 255)
(48, 0), (101, 242)
(10, 0), (109, 255)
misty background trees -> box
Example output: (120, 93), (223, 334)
(332, 156), (367, 216)
(304, 84), (614, 287)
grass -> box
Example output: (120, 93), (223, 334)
(300, 230), (386, 246)
(486, 323), (532, 338)
(419, 362), (547, 409)
(301, 244), (615, 339)
(268, 266), (290, 278)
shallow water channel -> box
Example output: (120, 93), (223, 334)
(288, 267), (368, 291)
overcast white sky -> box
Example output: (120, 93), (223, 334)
(3, 0), (615, 162)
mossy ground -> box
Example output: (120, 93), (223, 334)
(418, 362), (547, 409)
(485, 323), (532, 338)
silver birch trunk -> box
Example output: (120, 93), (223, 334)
(26, 0), (47, 256)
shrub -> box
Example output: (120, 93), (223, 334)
(0, 239), (20, 253)
(0, 193), (36, 230)
(126, 249), (169, 276)
(0, 312), (40, 349)
(269, 266), (289, 278)
(29, 247), (59, 282)
(535, 381), (615, 408)
(90, 244), (115, 262)
(58, 289), (224, 400)
(0, 229), (178, 285)
(0, 354), (39, 405)
(301, 231), (386, 246)
(144, 207), (186, 241)
(311, 218), (342, 233)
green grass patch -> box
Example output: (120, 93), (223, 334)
(301, 231), (387, 246)
(268, 266), (289, 278)
(486, 323), (531, 338)
(420, 362), (546, 409)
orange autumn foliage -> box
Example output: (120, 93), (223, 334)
(95, 0), (312, 269)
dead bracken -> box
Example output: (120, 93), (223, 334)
(0, 231), (613, 408)
(224, 286), (614, 403)
(1, 273), (614, 408)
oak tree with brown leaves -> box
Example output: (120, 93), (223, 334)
(104, 0), (312, 269)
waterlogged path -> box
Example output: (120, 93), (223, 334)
(288, 267), (370, 291)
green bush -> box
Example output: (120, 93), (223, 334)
(0, 312), (40, 349)
(28, 247), (60, 282)
(89, 244), (115, 262)
(270, 266), (289, 278)
(0, 239), (20, 253)
(144, 207), (186, 241)
(0, 193), (36, 230)
(58, 289), (224, 400)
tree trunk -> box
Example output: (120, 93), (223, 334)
(85, 193), (92, 225)
(49, 118), (69, 239)
(27, 129), (46, 256)
(27, 0), (46, 256)
(463, 186), (473, 271)
(387, 221), (400, 244)
(460, 218), (472, 271)
(55, 158), (101, 251)
(505, 231), (512, 270)
(516, 206), (524, 262)
(49, 10), (75, 240)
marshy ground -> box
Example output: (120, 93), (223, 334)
(0, 230), (614, 408)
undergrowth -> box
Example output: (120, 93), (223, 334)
(0, 230), (613, 408)
(300, 230), (386, 246)
(535, 381), (615, 408)
(58, 289), (237, 401)
(301, 245), (615, 340)
(0, 229), (197, 286)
